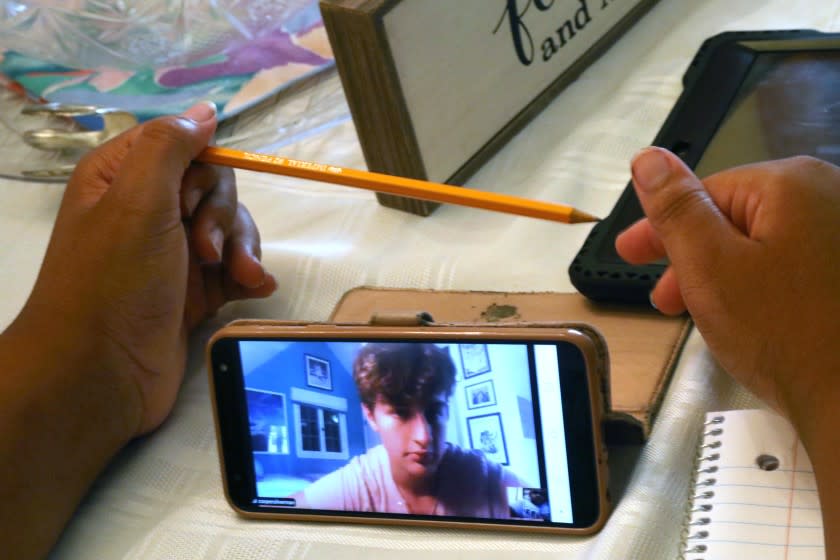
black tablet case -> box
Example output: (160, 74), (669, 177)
(568, 29), (834, 304)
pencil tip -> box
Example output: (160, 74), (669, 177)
(569, 209), (601, 223)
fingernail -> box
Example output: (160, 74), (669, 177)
(631, 148), (672, 192)
(648, 291), (659, 311)
(264, 272), (278, 294)
(245, 250), (267, 288)
(209, 227), (224, 261)
(182, 101), (217, 123)
(246, 271), (268, 290)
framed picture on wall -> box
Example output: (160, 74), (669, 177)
(305, 355), (332, 391)
(467, 412), (508, 465)
(459, 343), (491, 378)
(465, 379), (496, 410)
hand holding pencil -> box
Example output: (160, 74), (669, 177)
(197, 146), (599, 224)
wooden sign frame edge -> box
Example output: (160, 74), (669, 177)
(320, 0), (660, 216)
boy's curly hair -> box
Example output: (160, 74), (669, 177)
(353, 343), (456, 412)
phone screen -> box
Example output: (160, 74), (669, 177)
(210, 336), (602, 530)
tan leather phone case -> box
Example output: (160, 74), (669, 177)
(207, 319), (611, 535)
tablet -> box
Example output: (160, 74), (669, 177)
(569, 29), (840, 304)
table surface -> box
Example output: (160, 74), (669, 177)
(0, 2), (833, 559)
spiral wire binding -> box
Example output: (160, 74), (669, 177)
(678, 415), (724, 559)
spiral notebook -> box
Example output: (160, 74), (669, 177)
(681, 409), (825, 559)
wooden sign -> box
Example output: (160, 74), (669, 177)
(320, 0), (658, 215)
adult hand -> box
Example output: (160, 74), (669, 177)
(615, 147), (840, 556)
(0, 102), (277, 559)
(15, 101), (277, 435)
(615, 148), (840, 419)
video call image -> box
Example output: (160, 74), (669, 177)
(238, 340), (574, 523)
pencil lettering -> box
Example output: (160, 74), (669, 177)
(243, 152), (283, 165)
(285, 158), (330, 172)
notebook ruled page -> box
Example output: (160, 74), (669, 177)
(683, 409), (825, 559)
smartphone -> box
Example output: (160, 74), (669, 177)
(207, 322), (609, 535)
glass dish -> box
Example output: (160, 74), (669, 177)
(0, 0), (314, 71)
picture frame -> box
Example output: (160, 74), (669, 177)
(459, 343), (491, 378)
(465, 379), (497, 410)
(467, 412), (509, 465)
(320, 0), (658, 216)
(305, 355), (332, 391)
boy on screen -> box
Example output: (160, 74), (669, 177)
(291, 343), (528, 517)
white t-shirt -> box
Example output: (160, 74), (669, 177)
(301, 443), (526, 518)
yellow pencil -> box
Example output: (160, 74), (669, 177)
(197, 146), (600, 224)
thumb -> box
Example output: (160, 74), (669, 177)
(102, 101), (218, 218)
(630, 147), (735, 277)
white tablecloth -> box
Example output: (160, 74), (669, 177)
(0, 1), (832, 558)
